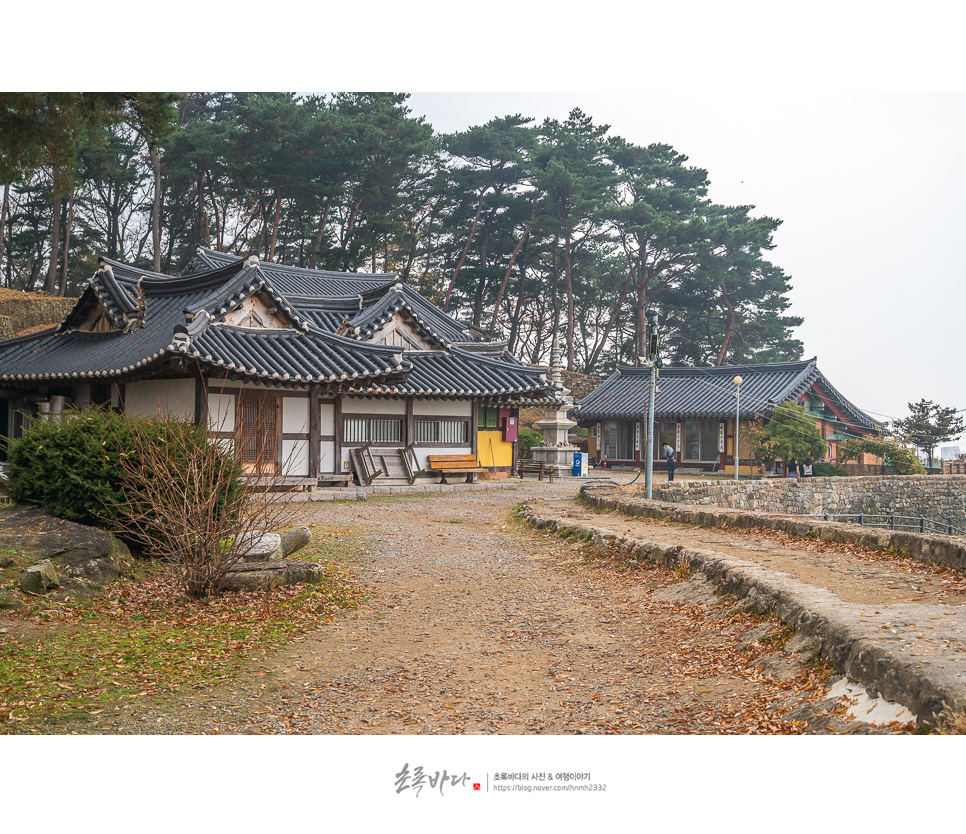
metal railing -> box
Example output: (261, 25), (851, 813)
(801, 512), (966, 538)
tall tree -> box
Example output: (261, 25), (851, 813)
(605, 139), (710, 361)
(666, 203), (802, 365)
(438, 114), (536, 313)
(893, 399), (966, 468)
(0, 93), (178, 292)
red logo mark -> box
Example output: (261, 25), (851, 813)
(473, 783), (481, 791)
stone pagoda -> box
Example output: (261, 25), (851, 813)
(530, 336), (578, 477)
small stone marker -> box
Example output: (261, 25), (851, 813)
(20, 559), (60, 594)
(281, 526), (311, 557)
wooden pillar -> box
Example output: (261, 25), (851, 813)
(308, 387), (321, 478)
(334, 396), (343, 473)
(194, 375), (208, 428)
(471, 399), (479, 459)
(405, 397), (414, 447)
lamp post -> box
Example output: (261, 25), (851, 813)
(733, 375), (743, 481)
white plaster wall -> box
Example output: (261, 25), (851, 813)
(207, 393), (236, 432)
(413, 400), (472, 418)
(342, 397), (405, 415)
(282, 397), (309, 434)
(320, 440), (337, 474)
(282, 439), (309, 476)
(125, 379), (196, 419)
(320, 403), (335, 436)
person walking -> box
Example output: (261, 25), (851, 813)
(663, 442), (676, 482)
(787, 457), (799, 479)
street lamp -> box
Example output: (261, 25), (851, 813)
(733, 376), (743, 481)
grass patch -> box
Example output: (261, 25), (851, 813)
(0, 522), (367, 733)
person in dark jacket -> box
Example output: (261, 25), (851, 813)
(787, 457), (799, 479)
(663, 443), (676, 481)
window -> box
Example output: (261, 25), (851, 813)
(652, 421), (678, 460)
(602, 422), (618, 460)
(682, 419), (722, 462)
(700, 421), (720, 462)
(343, 417), (402, 444)
(602, 421), (636, 460)
(684, 420), (700, 461)
(478, 406), (498, 429)
(90, 383), (111, 407)
(415, 419), (468, 444)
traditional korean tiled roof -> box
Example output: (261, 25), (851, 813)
(0, 257), (408, 389)
(345, 284), (476, 347)
(357, 347), (555, 402)
(0, 252), (556, 402)
(187, 248), (399, 296)
(180, 250), (555, 402)
(576, 359), (878, 431)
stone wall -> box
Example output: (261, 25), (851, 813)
(649, 475), (966, 530)
(0, 290), (76, 340)
(580, 483), (966, 573)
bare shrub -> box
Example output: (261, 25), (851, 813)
(105, 405), (301, 598)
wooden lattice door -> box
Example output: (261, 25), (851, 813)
(238, 391), (279, 474)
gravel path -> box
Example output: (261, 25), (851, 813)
(97, 477), (901, 735)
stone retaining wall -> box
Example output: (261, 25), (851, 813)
(580, 483), (966, 573)
(0, 293), (76, 340)
(650, 475), (966, 530)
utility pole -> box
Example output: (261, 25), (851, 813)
(644, 311), (659, 499)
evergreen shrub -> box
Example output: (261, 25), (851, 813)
(7, 408), (243, 530)
(517, 429), (544, 459)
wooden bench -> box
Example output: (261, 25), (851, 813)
(517, 461), (555, 482)
(427, 454), (488, 484)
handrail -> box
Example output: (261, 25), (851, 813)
(799, 512), (966, 538)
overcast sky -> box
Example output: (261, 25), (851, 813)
(401, 92), (966, 446)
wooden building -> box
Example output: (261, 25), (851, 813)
(0, 250), (558, 486)
(575, 359), (880, 473)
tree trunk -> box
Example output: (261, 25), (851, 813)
(58, 192), (74, 296)
(507, 249), (529, 353)
(489, 196), (538, 334)
(584, 274), (632, 374)
(151, 146), (162, 271)
(197, 173), (209, 249)
(564, 231), (575, 369)
(0, 183), (8, 285)
(308, 200), (331, 269)
(443, 187), (489, 312)
(43, 170), (62, 294)
(268, 187), (282, 262)
(338, 196), (363, 270)
(715, 282), (736, 365)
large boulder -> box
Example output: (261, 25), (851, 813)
(0, 505), (133, 590)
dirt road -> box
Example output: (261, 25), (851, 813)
(99, 479), (906, 734)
